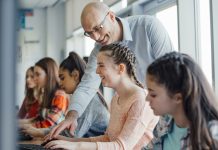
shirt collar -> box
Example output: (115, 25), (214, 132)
(116, 17), (133, 42)
(154, 115), (174, 137)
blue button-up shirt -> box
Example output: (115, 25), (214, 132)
(69, 15), (174, 117)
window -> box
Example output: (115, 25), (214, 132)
(156, 5), (178, 51)
(84, 37), (95, 56)
(199, 0), (212, 85)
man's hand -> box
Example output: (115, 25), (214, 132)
(46, 110), (78, 140)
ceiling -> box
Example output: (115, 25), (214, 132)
(18, 0), (122, 9)
(18, 0), (65, 9)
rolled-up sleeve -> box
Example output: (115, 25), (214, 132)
(34, 91), (68, 128)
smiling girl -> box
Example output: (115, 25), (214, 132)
(44, 43), (158, 150)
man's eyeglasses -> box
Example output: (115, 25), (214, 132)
(84, 12), (109, 37)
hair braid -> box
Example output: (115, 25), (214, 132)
(100, 42), (144, 88)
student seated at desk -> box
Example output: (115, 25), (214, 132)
(144, 52), (218, 149)
(21, 52), (109, 138)
(18, 66), (41, 119)
(19, 57), (69, 129)
(44, 43), (158, 150)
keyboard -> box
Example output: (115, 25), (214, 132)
(18, 132), (33, 141)
(17, 144), (47, 150)
(18, 131), (33, 141)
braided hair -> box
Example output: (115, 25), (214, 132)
(99, 42), (143, 88)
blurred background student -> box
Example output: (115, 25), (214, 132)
(21, 52), (109, 138)
(19, 57), (69, 129)
(18, 66), (41, 119)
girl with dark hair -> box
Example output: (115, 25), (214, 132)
(58, 51), (109, 137)
(22, 52), (109, 138)
(20, 57), (69, 129)
(18, 66), (41, 119)
(44, 43), (158, 150)
(144, 52), (218, 150)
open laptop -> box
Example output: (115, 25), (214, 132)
(17, 144), (47, 150)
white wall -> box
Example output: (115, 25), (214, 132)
(16, 8), (46, 107)
(46, 3), (66, 63)
(16, 3), (66, 106)
(65, 0), (91, 37)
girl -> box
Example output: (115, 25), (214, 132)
(145, 52), (218, 150)
(44, 43), (158, 150)
(20, 57), (69, 128)
(58, 51), (109, 138)
(18, 66), (40, 119)
(22, 52), (109, 138)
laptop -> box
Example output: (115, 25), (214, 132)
(17, 144), (47, 150)
(17, 131), (33, 141)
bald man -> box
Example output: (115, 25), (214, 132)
(48, 2), (174, 140)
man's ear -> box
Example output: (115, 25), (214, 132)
(109, 11), (116, 22)
(71, 70), (79, 81)
(119, 63), (125, 74)
(174, 93), (183, 104)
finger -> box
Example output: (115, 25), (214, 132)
(44, 141), (53, 149)
(54, 135), (63, 140)
(43, 133), (51, 143)
(48, 125), (59, 139)
(52, 123), (68, 138)
(44, 140), (60, 149)
(48, 141), (63, 150)
(69, 125), (76, 136)
(50, 144), (63, 150)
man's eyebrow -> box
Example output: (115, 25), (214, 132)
(97, 62), (104, 65)
(147, 88), (154, 92)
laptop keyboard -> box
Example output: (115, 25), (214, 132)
(17, 144), (48, 150)
(18, 132), (33, 141)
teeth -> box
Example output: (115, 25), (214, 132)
(101, 36), (106, 44)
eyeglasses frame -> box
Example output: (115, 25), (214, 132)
(84, 12), (110, 37)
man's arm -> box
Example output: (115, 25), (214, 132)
(68, 44), (102, 117)
(47, 45), (102, 139)
(147, 16), (174, 58)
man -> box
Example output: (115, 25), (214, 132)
(48, 2), (174, 139)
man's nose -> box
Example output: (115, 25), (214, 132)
(96, 67), (100, 74)
(146, 95), (150, 102)
(91, 32), (100, 41)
